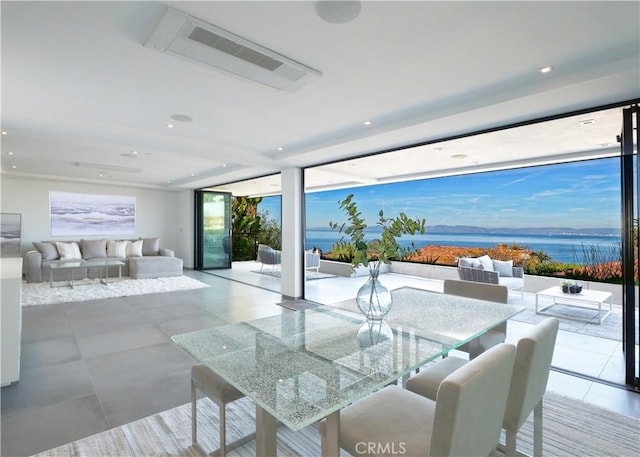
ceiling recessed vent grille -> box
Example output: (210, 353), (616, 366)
(145, 7), (321, 91)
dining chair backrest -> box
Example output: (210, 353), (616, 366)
(504, 317), (559, 433)
(443, 279), (509, 303)
(430, 343), (516, 457)
(443, 279), (509, 358)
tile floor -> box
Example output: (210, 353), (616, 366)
(1, 268), (638, 457)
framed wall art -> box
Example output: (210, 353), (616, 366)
(0, 213), (22, 257)
(50, 191), (136, 236)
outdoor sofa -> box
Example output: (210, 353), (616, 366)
(457, 254), (525, 296)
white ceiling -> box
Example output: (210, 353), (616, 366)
(1, 1), (639, 196)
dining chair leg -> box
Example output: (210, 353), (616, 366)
(219, 401), (227, 457)
(533, 400), (543, 457)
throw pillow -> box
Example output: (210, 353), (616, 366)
(141, 237), (160, 256)
(33, 241), (59, 260)
(476, 255), (494, 272)
(492, 259), (514, 277)
(55, 241), (82, 260)
(106, 240), (128, 258)
(458, 257), (481, 268)
(458, 257), (474, 268)
(126, 239), (143, 257)
(81, 239), (107, 259)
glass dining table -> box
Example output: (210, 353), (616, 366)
(172, 286), (524, 457)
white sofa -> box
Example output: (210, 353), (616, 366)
(24, 237), (182, 283)
(457, 255), (524, 296)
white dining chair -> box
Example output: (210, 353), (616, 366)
(320, 343), (516, 457)
(443, 279), (509, 358)
(191, 364), (251, 457)
(406, 317), (559, 457)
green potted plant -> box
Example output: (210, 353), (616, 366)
(329, 194), (426, 320)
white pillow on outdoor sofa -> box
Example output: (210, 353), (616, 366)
(458, 257), (481, 268)
(476, 255), (494, 271)
(492, 259), (513, 277)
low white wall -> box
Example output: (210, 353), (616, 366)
(320, 259), (390, 277)
(389, 261), (625, 304)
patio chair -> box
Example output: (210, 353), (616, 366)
(305, 251), (320, 274)
(257, 244), (281, 272)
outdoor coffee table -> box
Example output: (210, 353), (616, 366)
(49, 260), (126, 288)
(535, 286), (612, 324)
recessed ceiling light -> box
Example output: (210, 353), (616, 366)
(131, 150), (138, 155)
(363, 121), (371, 126)
(222, 163), (227, 167)
(598, 143), (613, 148)
(580, 119), (596, 125)
(1, 131), (7, 135)
(451, 154), (467, 159)
(538, 66), (553, 73)
(8, 151), (14, 155)
(434, 146), (446, 151)
(11, 165), (16, 169)
(167, 123), (175, 129)
(190, 173), (195, 177)
(277, 147), (284, 151)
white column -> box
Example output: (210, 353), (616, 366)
(280, 167), (304, 299)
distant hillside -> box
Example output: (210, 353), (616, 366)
(307, 225), (620, 236)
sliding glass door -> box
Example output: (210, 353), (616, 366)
(195, 191), (231, 269)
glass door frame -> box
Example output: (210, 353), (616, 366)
(194, 190), (232, 270)
(620, 105), (639, 388)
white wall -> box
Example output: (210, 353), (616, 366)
(0, 176), (193, 264)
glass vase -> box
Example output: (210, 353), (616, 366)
(355, 269), (392, 321)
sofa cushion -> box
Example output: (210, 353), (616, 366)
(141, 237), (160, 256)
(106, 240), (128, 258)
(492, 259), (513, 277)
(81, 239), (107, 259)
(129, 256), (183, 279)
(477, 255), (494, 271)
(126, 239), (143, 257)
(56, 241), (82, 260)
(498, 276), (524, 290)
(33, 241), (59, 260)
(458, 257), (480, 268)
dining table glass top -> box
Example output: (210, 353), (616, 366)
(172, 287), (524, 431)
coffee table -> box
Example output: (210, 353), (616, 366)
(49, 260), (126, 288)
(535, 286), (612, 324)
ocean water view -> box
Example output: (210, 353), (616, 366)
(305, 230), (622, 264)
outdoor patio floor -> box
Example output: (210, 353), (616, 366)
(208, 261), (640, 417)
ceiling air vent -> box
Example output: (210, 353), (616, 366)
(144, 7), (322, 91)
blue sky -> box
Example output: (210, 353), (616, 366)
(260, 158), (622, 230)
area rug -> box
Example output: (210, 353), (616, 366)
(31, 391), (639, 457)
(251, 269), (338, 280)
(22, 276), (210, 307)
